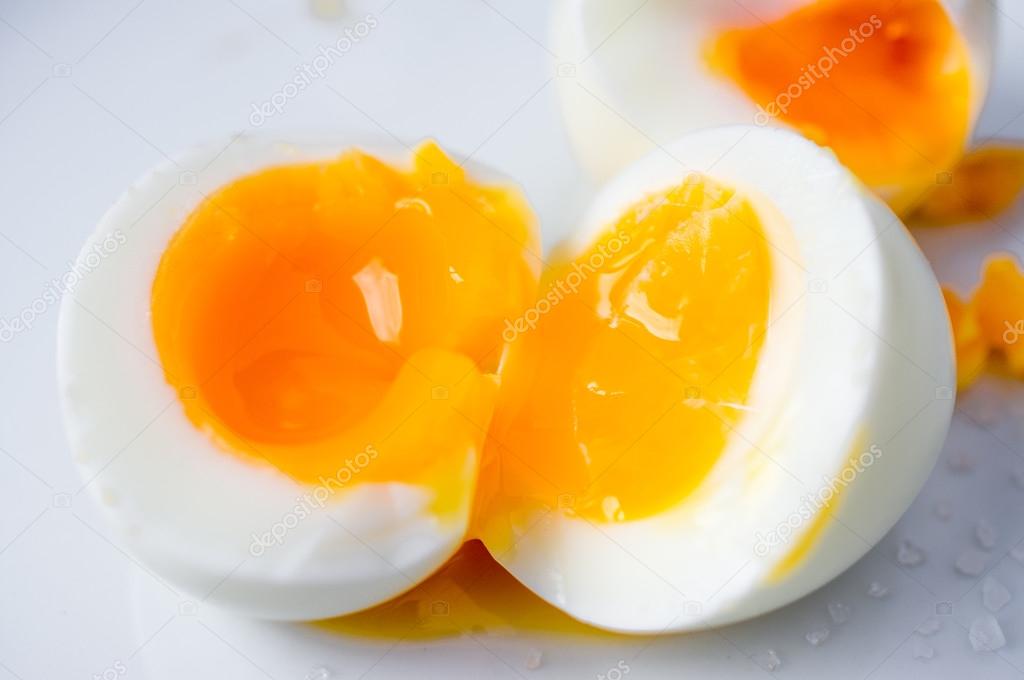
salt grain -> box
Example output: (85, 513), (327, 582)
(955, 549), (988, 577)
(827, 601), (850, 625)
(916, 618), (941, 636)
(867, 581), (890, 598)
(975, 520), (997, 550)
(969, 615), (1006, 652)
(805, 628), (830, 646)
(897, 540), (925, 567)
(752, 649), (782, 672)
(982, 577), (1012, 612)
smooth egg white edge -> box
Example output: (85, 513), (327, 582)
(482, 126), (955, 634)
(57, 135), (494, 621)
(551, 0), (996, 197)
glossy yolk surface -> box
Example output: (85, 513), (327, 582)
(943, 254), (1024, 389)
(152, 143), (539, 498)
(709, 0), (972, 209)
(476, 175), (772, 528)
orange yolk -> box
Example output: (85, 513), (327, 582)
(942, 288), (987, 390)
(476, 176), (773, 528)
(152, 142), (539, 498)
(910, 146), (1024, 226)
(943, 254), (1024, 389)
(708, 0), (972, 210)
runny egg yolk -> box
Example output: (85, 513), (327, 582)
(152, 142), (539, 498)
(476, 175), (773, 527)
(708, 0), (972, 209)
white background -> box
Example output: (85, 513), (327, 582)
(2, 1), (1024, 678)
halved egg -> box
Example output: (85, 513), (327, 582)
(474, 126), (954, 633)
(553, 0), (994, 214)
(61, 128), (954, 633)
(58, 137), (540, 620)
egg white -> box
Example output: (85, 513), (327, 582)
(552, 0), (995, 204)
(58, 135), (487, 620)
(480, 126), (955, 633)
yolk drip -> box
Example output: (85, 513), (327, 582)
(319, 539), (612, 639)
(943, 254), (1024, 389)
(909, 146), (1024, 226)
(476, 175), (772, 528)
(708, 0), (972, 209)
(152, 142), (539, 493)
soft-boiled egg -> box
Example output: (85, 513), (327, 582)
(58, 137), (540, 620)
(553, 0), (994, 214)
(61, 127), (953, 632)
(474, 126), (954, 633)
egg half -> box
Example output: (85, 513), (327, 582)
(553, 0), (994, 214)
(475, 126), (954, 633)
(59, 136), (541, 620)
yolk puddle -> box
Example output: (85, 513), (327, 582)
(943, 254), (1024, 389)
(909, 146), (1024, 226)
(708, 0), (972, 210)
(152, 142), (539, 495)
(475, 174), (773, 528)
(317, 539), (616, 639)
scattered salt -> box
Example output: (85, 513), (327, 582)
(524, 649), (543, 671)
(897, 540), (925, 567)
(827, 601), (850, 625)
(752, 649), (782, 672)
(969, 615), (1006, 652)
(955, 549), (988, 577)
(982, 576), (1012, 612)
(916, 618), (941, 636)
(932, 500), (953, 521)
(1010, 543), (1024, 565)
(975, 520), (997, 550)
(307, 667), (332, 680)
(805, 627), (830, 646)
